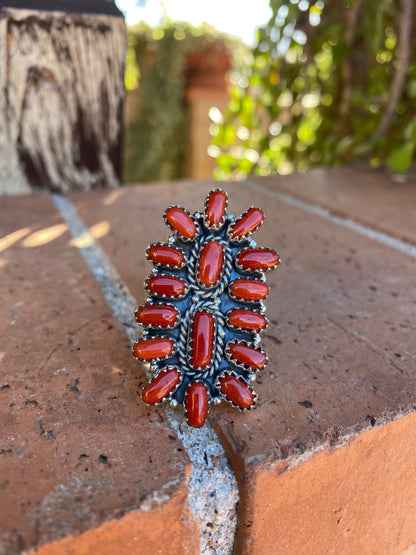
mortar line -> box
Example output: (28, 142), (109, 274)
(52, 193), (239, 555)
(242, 179), (416, 259)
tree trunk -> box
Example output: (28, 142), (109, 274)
(0, 3), (126, 194)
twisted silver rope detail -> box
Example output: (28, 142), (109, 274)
(178, 233), (233, 380)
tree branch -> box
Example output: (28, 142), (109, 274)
(373, 0), (413, 139)
(334, 0), (362, 133)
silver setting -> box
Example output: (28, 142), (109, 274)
(183, 380), (211, 419)
(145, 273), (189, 300)
(186, 309), (218, 372)
(134, 188), (280, 426)
(226, 205), (264, 243)
(203, 188), (229, 231)
(214, 369), (258, 411)
(132, 335), (178, 363)
(135, 302), (180, 330)
(227, 277), (269, 304)
(195, 239), (225, 291)
(146, 241), (186, 269)
(225, 339), (268, 371)
(235, 246), (280, 274)
(142, 365), (183, 406)
(163, 204), (200, 243)
(225, 306), (269, 334)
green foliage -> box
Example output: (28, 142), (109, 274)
(211, 0), (416, 179)
(124, 22), (234, 183)
(386, 142), (414, 173)
(124, 22), (189, 183)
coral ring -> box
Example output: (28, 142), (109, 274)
(133, 188), (280, 427)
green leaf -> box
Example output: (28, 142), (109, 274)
(222, 125), (236, 147)
(335, 136), (354, 154)
(386, 143), (414, 174)
(404, 116), (416, 143)
(407, 80), (416, 98)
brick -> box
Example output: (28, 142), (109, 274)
(71, 177), (416, 552)
(0, 195), (197, 553)
(233, 413), (416, 555)
(250, 167), (416, 245)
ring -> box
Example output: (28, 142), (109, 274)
(133, 189), (280, 427)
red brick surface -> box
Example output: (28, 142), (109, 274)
(0, 195), (197, 553)
(251, 167), (416, 245)
(236, 412), (416, 554)
(71, 174), (416, 552)
(2, 170), (415, 553)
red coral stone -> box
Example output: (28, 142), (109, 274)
(148, 244), (184, 267)
(236, 248), (279, 271)
(205, 190), (227, 227)
(192, 312), (214, 368)
(198, 241), (224, 287)
(147, 275), (186, 298)
(134, 337), (174, 361)
(228, 342), (266, 370)
(186, 382), (209, 427)
(142, 367), (181, 405)
(219, 374), (255, 409)
(230, 279), (269, 301)
(230, 208), (264, 239)
(136, 304), (178, 327)
(228, 309), (267, 331)
(165, 207), (196, 239)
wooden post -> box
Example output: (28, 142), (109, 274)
(0, 1), (126, 194)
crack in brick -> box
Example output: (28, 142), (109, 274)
(52, 193), (239, 555)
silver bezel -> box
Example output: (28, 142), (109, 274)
(227, 277), (269, 304)
(141, 365), (183, 406)
(214, 369), (258, 411)
(145, 273), (189, 300)
(186, 309), (218, 371)
(235, 246), (280, 274)
(145, 242), (186, 269)
(135, 302), (180, 330)
(195, 239), (225, 290)
(132, 335), (178, 363)
(183, 380), (211, 418)
(202, 188), (229, 231)
(225, 306), (269, 334)
(225, 339), (268, 371)
(226, 205), (264, 243)
(163, 204), (200, 243)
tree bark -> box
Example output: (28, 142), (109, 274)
(0, 6), (126, 194)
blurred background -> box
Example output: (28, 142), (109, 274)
(117, 0), (416, 184)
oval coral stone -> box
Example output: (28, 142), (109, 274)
(134, 337), (174, 361)
(219, 374), (255, 409)
(205, 190), (227, 227)
(228, 342), (266, 370)
(199, 241), (224, 287)
(147, 275), (186, 298)
(236, 248), (279, 271)
(192, 312), (214, 368)
(165, 207), (196, 239)
(230, 279), (269, 301)
(228, 309), (266, 331)
(186, 382), (209, 427)
(148, 244), (184, 267)
(136, 304), (178, 327)
(142, 367), (181, 405)
(230, 208), (264, 239)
